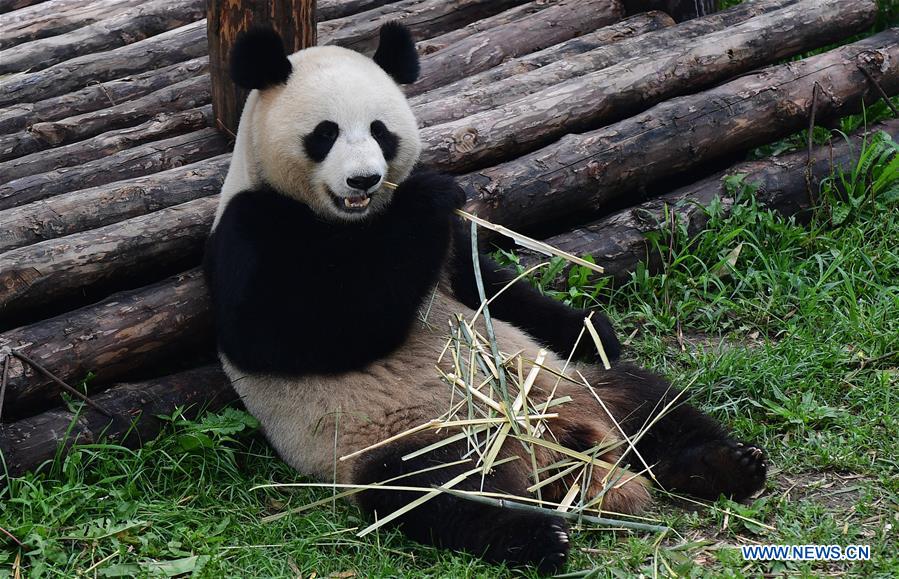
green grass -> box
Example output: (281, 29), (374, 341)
(2, 128), (897, 578)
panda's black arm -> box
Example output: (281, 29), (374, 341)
(448, 220), (620, 362)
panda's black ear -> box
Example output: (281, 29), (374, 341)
(372, 22), (419, 85)
(230, 27), (293, 90)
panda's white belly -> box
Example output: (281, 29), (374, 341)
(220, 287), (569, 482)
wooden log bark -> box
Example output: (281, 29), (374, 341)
(420, 0), (876, 171)
(0, 0), (94, 27)
(0, 0), (144, 49)
(0, 20), (207, 108)
(416, 0), (559, 55)
(318, 0), (400, 21)
(0, 128), (229, 210)
(0, 155), (230, 252)
(318, 0), (528, 55)
(0, 106), (213, 182)
(0, 196), (217, 324)
(412, 0), (797, 106)
(0, 0), (205, 74)
(0, 57), (208, 135)
(0, 0), (47, 14)
(208, 0), (316, 137)
(0, 365), (233, 476)
(409, 0), (624, 96)
(458, 29), (899, 231)
(0, 75), (212, 161)
(414, 0), (816, 127)
(519, 119), (899, 284)
(0, 0), (381, 50)
(0, 269), (212, 415)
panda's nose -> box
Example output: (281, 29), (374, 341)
(346, 174), (381, 191)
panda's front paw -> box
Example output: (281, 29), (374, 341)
(571, 310), (621, 363)
(396, 169), (465, 214)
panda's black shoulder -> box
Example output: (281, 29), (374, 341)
(215, 186), (315, 236)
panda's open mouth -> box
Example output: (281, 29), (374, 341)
(327, 189), (372, 213)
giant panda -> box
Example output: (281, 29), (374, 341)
(204, 23), (767, 574)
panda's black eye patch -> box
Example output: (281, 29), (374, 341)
(370, 120), (399, 161)
(303, 121), (339, 162)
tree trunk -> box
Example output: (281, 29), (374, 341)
(0, 128), (229, 210)
(0, 20), (207, 108)
(0, 0), (205, 74)
(412, 0), (797, 106)
(458, 29), (899, 231)
(0, 155), (230, 252)
(0, 197), (217, 322)
(0, 365), (233, 476)
(518, 119), (899, 283)
(416, 0), (561, 55)
(0, 57), (208, 135)
(0, 268), (212, 414)
(207, 0), (316, 137)
(420, 0), (876, 173)
(318, 0), (527, 55)
(409, 0), (624, 96)
(1, 75), (211, 160)
(0, 106), (213, 182)
(0, 0), (144, 49)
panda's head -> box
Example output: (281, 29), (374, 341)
(229, 24), (421, 221)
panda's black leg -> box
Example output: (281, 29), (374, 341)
(354, 439), (569, 574)
(587, 364), (767, 501)
(447, 221), (620, 363)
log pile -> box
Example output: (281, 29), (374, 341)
(0, 0), (895, 477)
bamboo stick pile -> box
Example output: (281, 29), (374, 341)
(0, 0), (895, 477)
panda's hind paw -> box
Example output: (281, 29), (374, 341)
(730, 441), (767, 487)
(482, 513), (570, 575)
(704, 439), (767, 501)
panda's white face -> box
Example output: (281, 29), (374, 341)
(250, 47), (421, 222)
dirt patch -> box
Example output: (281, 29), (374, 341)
(776, 471), (874, 512)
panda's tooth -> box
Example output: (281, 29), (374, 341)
(343, 196), (370, 209)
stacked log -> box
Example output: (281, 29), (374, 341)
(518, 119), (899, 283)
(0, 269), (212, 413)
(417, 0), (561, 55)
(419, 0), (876, 170)
(0, 197), (217, 320)
(0, 0), (206, 74)
(0, 0), (145, 48)
(0, 155), (230, 252)
(414, 0), (812, 125)
(410, 0), (624, 95)
(0, 75), (212, 160)
(0, 128), (229, 209)
(459, 28), (898, 230)
(318, 0), (530, 54)
(0, 57), (209, 134)
(0, 20), (208, 107)
(0, 365), (233, 477)
(413, 0), (799, 104)
(0, 106), (214, 181)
